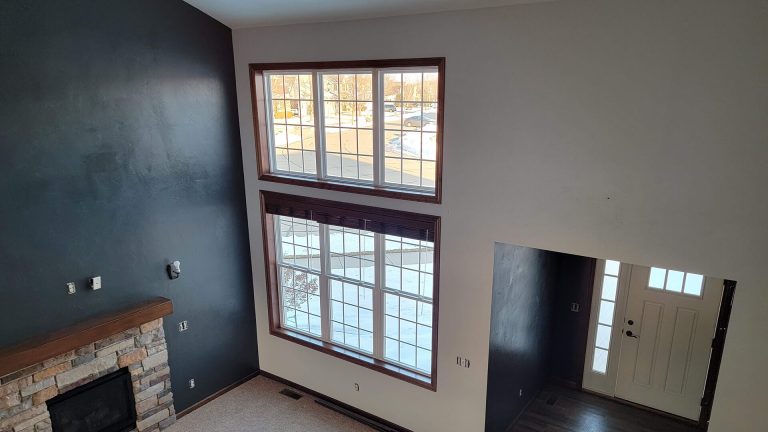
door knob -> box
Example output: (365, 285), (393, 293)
(625, 330), (639, 338)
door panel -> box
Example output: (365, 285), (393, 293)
(665, 308), (697, 394)
(633, 301), (663, 386)
(615, 265), (723, 420)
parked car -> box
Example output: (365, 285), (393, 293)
(403, 112), (436, 128)
(384, 102), (397, 112)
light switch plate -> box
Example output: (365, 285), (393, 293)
(90, 276), (102, 290)
(66, 282), (76, 295)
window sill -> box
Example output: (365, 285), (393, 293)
(269, 327), (436, 391)
(258, 173), (441, 204)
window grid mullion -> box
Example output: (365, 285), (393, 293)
(313, 71), (327, 180)
(372, 69), (383, 187)
(319, 223), (331, 342)
(380, 286), (431, 304)
(373, 233), (385, 360)
(274, 217), (285, 329)
(264, 74), (277, 173)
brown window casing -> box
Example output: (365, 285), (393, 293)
(260, 191), (440, 390)
(250, 58), (445, 203)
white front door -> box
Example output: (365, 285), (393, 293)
(614, 265), (723, 420)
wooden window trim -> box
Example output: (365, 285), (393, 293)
(259, 191), (440, 391)
(249, 58), (445, 204)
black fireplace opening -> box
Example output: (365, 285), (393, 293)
(47, 368), (136, 432)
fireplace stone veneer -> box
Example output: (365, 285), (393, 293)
(0, 318), (175, 432)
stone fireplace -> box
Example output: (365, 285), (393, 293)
(0, 298), (176, 432)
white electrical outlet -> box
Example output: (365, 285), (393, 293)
(66, 282), (76, 295)
(178, 321), (189, 332)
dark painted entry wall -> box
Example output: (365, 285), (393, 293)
(0, 0), (257, 411)
(485, 243), (595, 431)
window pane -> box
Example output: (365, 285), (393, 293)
(666, 270), (684, 293)
(277, 217), (320, 271)
(385, 338), (399, 360)
(328, 226), (375, 284)
(322, 72), (374, 183)
(382, 69), (439, 191)
(596, 324), (611, 350)
(384, 292), (433, 373)
(270, 75), (284, 99)
(384, 235), (435, 298)
(598, 300), (615, 325)
(422, 72), (438, 102)
(417, 348), (432, 374)
(329, 279), (373, 354)
(684, 273), (704, 296)
(602, 275), (618, 301)
(400, 343), (416, 368)
(593, 348), (609, 373)
(299, 74), (313, 99)
(283, 75), (299, 99)
(649, 267), (666, 289)
(267, 73), (316, 175)
(279, 266), (321, 337)
(604, 260), (620, 276)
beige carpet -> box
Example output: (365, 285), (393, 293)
(167, 376), (375, 432)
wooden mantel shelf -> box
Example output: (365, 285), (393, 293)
(0, 297), (173, 377)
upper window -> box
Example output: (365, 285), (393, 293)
(648, 267), (704, 297)
(250, 59), (445, 203)
(260, 191), (440, 390)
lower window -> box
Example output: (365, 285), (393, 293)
(261, 191), (440, 389)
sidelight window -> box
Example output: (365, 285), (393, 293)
(592, 260), (621, 374)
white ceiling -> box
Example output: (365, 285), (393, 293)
(184, 0), (547, 29)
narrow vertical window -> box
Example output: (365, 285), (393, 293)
(592, 260), (620, 374)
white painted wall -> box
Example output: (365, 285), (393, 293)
(232, 1), (768, 430)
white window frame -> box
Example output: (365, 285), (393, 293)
(273, 216), (436, 378)
(262, 66), (440, 195)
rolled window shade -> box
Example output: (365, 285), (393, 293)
(261, 191), (439, 242)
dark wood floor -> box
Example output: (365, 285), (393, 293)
(511, 385), (701, 432)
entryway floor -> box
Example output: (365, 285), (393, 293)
(512, 384), (700, 432)
(168, 376), (374, 432)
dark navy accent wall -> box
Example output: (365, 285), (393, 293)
(0, 0), (257, 411)
(485, 243), (558, 432)
(485, 244), (596, 431)
(550, 254), (596, 386)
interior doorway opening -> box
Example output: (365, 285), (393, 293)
(484, 242), (736, 432)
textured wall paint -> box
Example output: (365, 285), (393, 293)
(0, 0), (256, 411)
(233, 1), (768, 431)
(485, 244), (557, 432)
